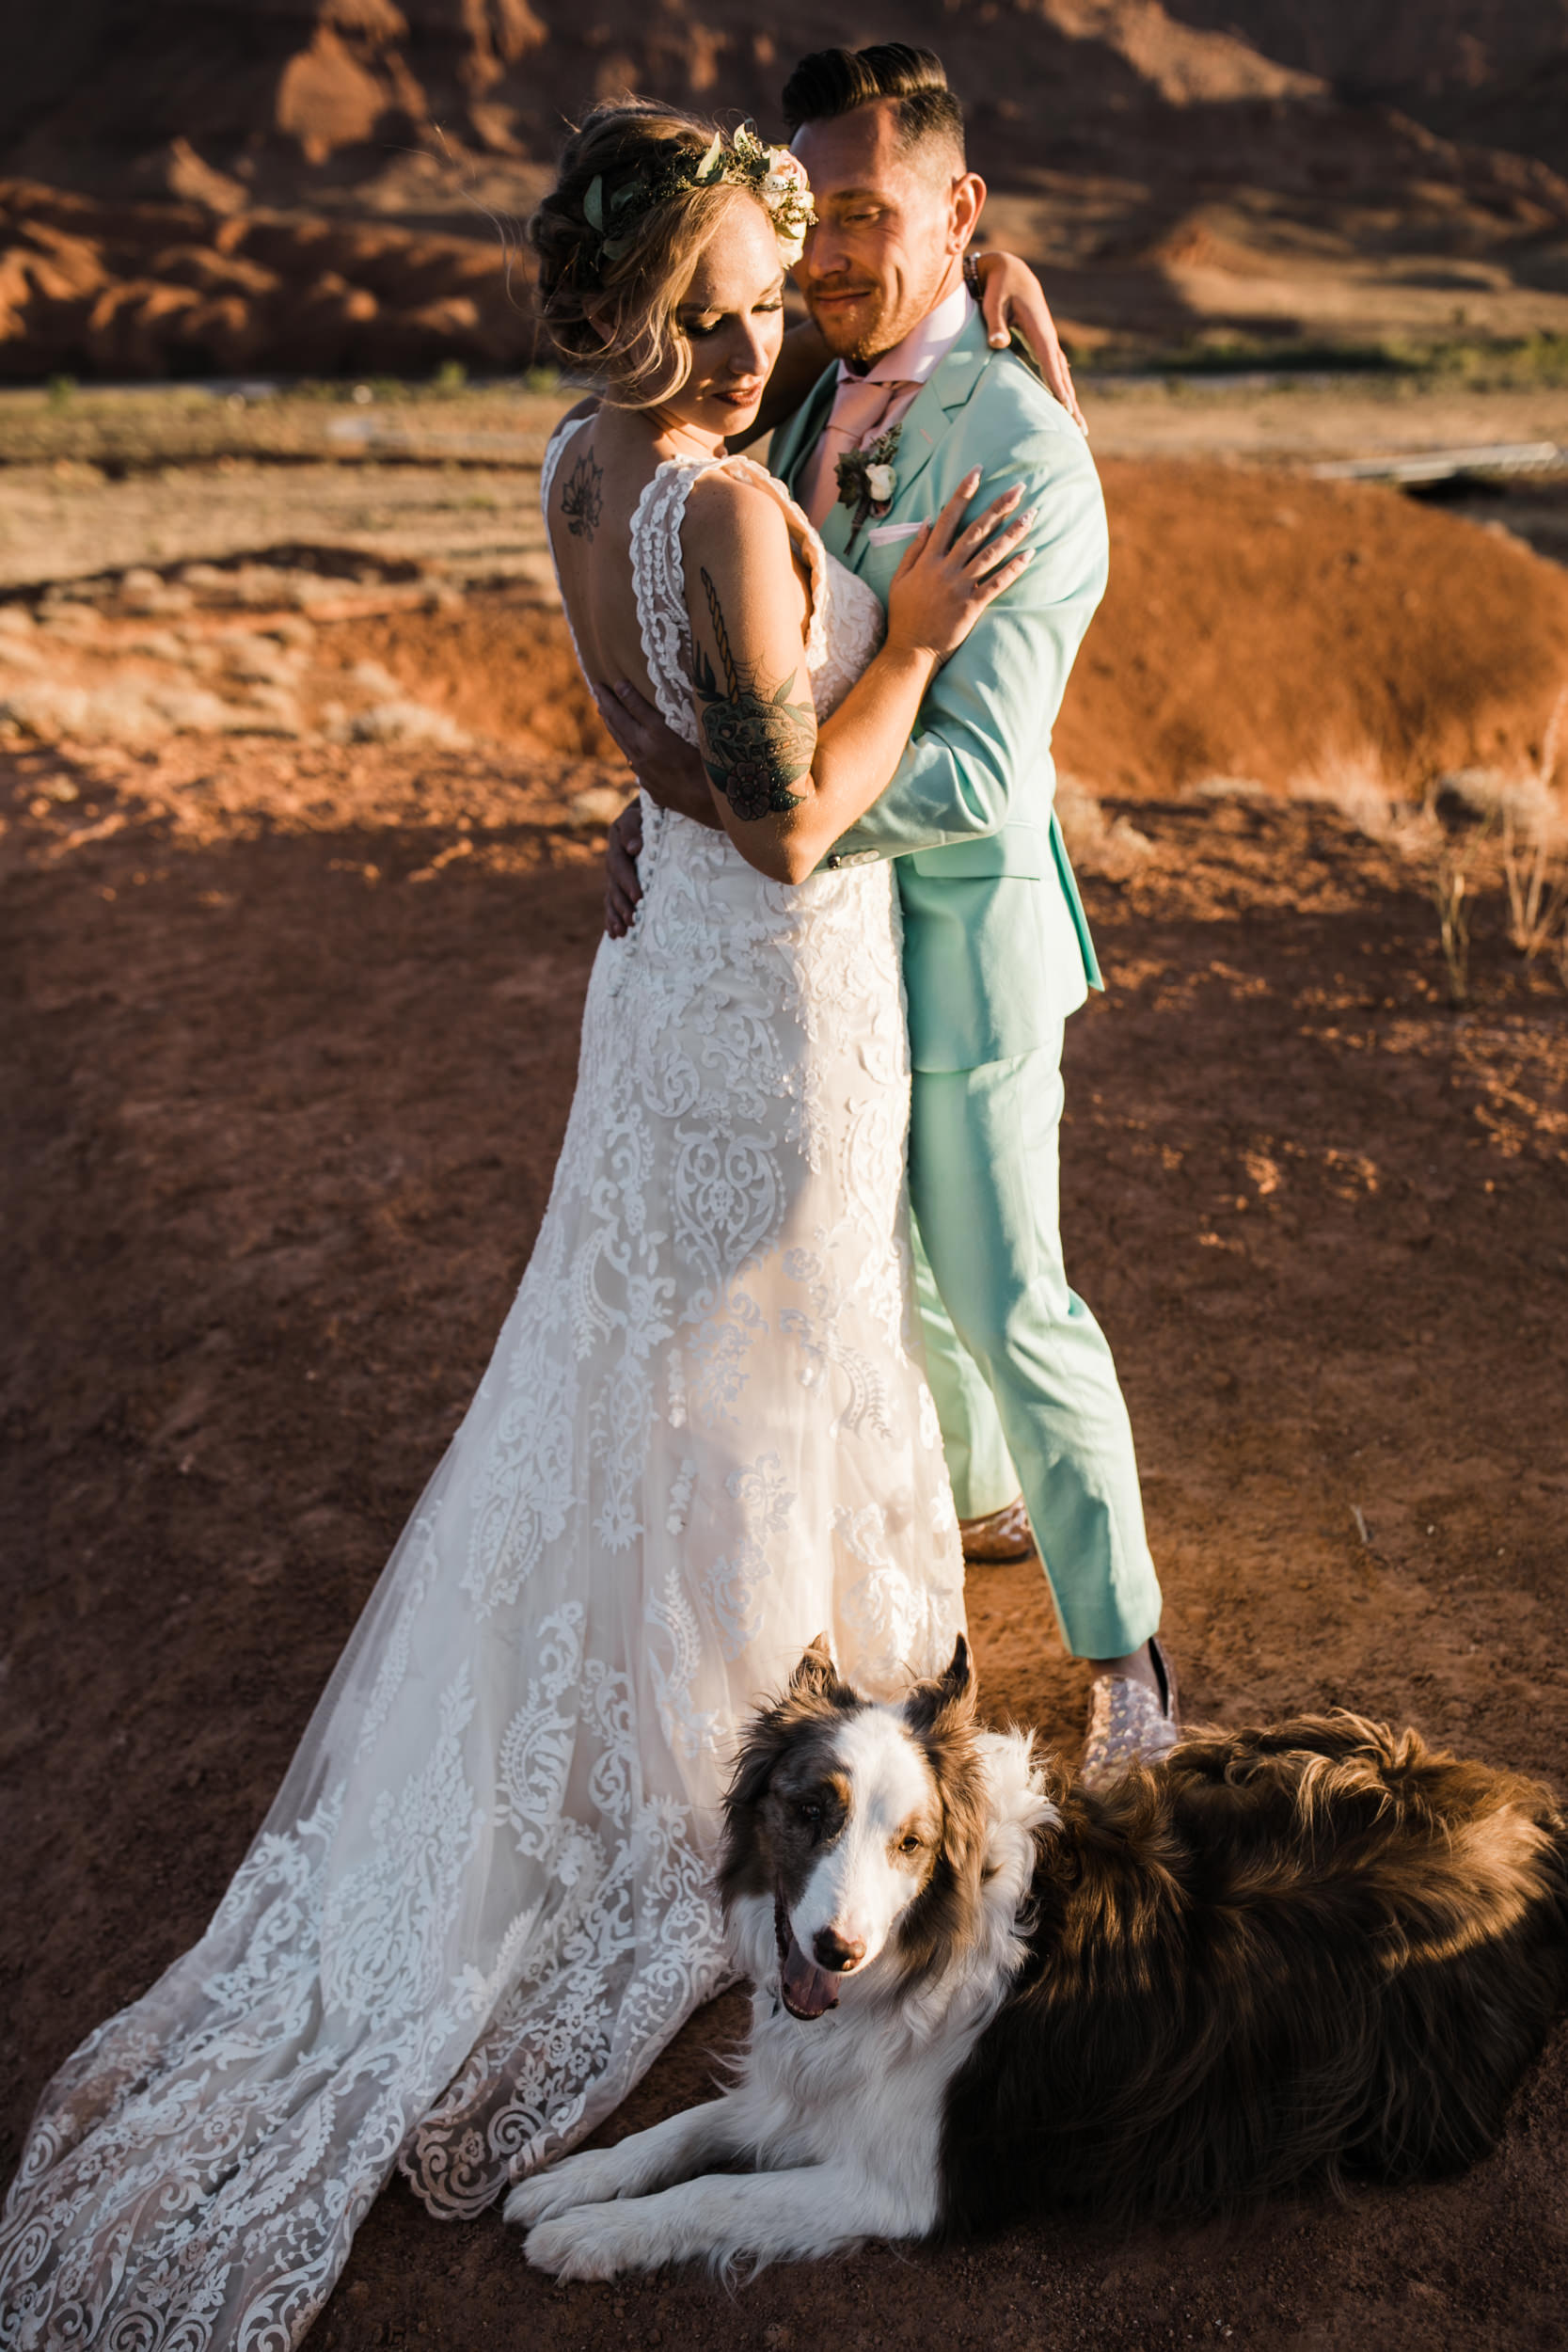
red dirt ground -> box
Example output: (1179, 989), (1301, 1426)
(3, 730), (1565, 2350)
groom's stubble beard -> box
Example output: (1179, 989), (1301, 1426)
(800, 240), (959, 367)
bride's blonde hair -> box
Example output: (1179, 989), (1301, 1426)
(530, 102), (776, 407)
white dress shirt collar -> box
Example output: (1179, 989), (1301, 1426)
(839, 278), (974, 388)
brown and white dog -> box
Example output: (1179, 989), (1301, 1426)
(507, 1636), (1568, 2279)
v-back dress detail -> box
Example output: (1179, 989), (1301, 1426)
(0, 420), (963, 2351)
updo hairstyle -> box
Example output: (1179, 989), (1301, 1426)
(530, 101), (762, 407)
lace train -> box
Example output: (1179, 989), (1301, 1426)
(0, 425), (963, 2349)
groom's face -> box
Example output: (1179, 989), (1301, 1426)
(791, 100), (977, 364)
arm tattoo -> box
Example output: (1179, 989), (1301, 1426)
(561, 449), (603, 540)
(692, 566), (816, 821)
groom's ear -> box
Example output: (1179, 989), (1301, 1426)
(789, 1632), (840, 1699)
(947, 172), (986, 256)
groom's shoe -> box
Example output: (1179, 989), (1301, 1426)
(1078, 1635), (1180, 1790)
(958, 1495), (1036, 1564)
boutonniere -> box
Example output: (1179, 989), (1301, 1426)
(835, 423), (902, 548)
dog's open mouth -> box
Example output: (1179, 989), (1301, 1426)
(774, 1892), (839, 2021)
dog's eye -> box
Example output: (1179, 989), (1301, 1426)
(898, 1834), (923, 1855)
(796, 1801), (823, 1827)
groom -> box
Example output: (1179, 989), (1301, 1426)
(598, 42), (1176, 1783)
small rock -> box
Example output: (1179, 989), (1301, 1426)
(123, 629), (192, 662)
(346, 699), (467, 748)
(1432, 768), (1501, 828)
(1, 682), (94, 738)
(265, 614), (318, 649)
(570, 786), (630, 827)
(119, 567), (195, 615)
(40, 605), (104, 641)
(222, 633), (300, 685)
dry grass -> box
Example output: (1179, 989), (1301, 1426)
(1430, 854), (1474, 1009)
(1289, 726), (1568, 1007)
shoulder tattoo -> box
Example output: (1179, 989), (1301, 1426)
(561, 448), (603, 540)
(692, 566), (816, 822)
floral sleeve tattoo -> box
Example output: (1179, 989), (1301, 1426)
(561, 450), (603, 539)
(692, 567), (816, 820)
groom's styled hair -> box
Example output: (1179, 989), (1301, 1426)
(781, 42), (966, 168)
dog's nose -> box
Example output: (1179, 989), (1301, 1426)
(813, 1926), (865, 1974)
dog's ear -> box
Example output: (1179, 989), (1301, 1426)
(724, 1716), (784, 1820)
(905, 1633), (977, 1737)
(789, 1632), (841, 1699)
(719, 1713), (784, 1915)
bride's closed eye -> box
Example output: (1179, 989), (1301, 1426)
(682, 298), (785, 339)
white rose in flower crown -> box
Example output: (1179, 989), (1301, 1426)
(761, 147), (815, 266)
(765, 151), (810, 198)
(864, 463), (897, 504)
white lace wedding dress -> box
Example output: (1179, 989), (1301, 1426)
(0, 421), (964, 2350)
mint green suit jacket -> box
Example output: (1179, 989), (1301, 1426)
(768, 308), (1106, 1073)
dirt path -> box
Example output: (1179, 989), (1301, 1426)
(3, 740), (1565, 2349)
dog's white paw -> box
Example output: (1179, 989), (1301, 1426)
(504, 2151), (622, 2231)
(524, 2203), (657, 2282)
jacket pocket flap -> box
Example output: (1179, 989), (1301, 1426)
(906, 825), (1049, 880)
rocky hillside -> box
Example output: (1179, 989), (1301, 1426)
(4, 1), (1568, 378)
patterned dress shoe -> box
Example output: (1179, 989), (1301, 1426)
(1078, 1634), (1180, 1789)
(958, 1494), (1037, 1564)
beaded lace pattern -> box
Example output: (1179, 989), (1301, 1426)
(0, 416), (962, 2352)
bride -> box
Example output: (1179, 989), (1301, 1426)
(1, 103), (1035, 2350)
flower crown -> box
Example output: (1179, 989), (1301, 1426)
(582, 123), (816, 271)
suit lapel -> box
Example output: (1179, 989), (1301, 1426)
(837, 308), (993, 577)
(771, 308), (995, 571)
(769, 364), (837, 503)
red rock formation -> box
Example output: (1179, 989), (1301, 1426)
(0, 180), (531, 379)
(2, 2), (1567, 378)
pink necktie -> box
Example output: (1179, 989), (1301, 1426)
(798, 373), (919, 528)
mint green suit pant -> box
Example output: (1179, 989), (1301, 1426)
(908, 1028), (1162, 1660)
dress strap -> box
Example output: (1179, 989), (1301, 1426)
(539, 415), (594, 677)
(539, 411), (592, 510)
(628, 462), (705, 745)
(629, 453), (832, 748)
(711, 455), (831, 673)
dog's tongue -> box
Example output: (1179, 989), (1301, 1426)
(775, 1897), (838, 2021)
(782, 1934), (839, 2020)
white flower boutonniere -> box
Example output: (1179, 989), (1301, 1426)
(835, 423), (902, 548)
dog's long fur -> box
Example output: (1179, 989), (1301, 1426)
(507, 1639), (1568, 2280)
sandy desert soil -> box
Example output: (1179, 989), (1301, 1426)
(4, 760), (1567, 2351)
(3, 389), (1568, 2347)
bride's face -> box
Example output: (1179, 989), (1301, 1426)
(662, 199), (786, 439)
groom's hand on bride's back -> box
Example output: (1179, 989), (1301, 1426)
(597, 679), (724, 937)
(594, 680), (719, 827)
(605, 800), (643, 938)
